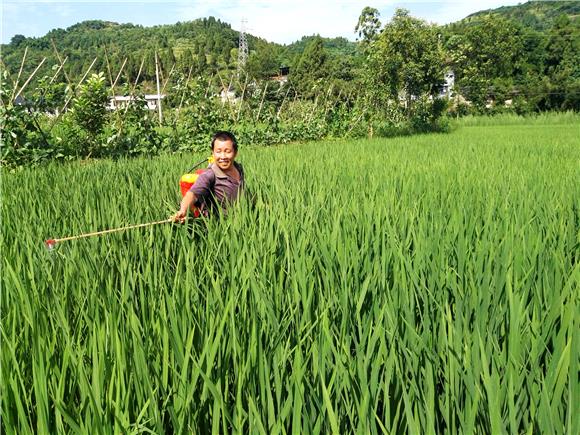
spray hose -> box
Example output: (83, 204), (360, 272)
(186, 156), (210, 173)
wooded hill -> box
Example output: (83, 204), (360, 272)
(463, 0), (580, 31)
(1, 0), (578, 110)
(1, 16), (358, 88)
(2, 17), (274, 83)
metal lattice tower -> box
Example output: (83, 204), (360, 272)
(237, 19), (248, 75)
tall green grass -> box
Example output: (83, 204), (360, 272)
(450, 110), (580, 127)
(2, 122), (579, 433)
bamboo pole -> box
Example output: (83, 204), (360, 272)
(169, 64), (194, 149)
(160, 64), (176, 95)
(256, 82), (268, 121)
(276, 86), (292, 119)
(325, 88), (342, 117)
(307, 95), (319, 122)
(216, 72), (236, 119)
(111, 57), (128, 91)
(48, 57), (67, 85)
(217, 72), (227, 107)
(104, 45), (114, 89)
(345, 108), (367, 137)
(60, 57), (97, 112)
(116, 55), (145, 120)
(235, 72), (248, 123)
(48, 57), (98, 131)
(155, 51), (163, 123)
(115, 55), (146, 136)
(51, 38), (72, 85)
(174, 64), (194, 127)
(204, 74), (214, 99)
(33, 57), (71, 143)
(107, 57), (127, 119)
(227, 74), (234, 98)
(323, 84), (334, 112)
(127, 56), (146, 101)
(14, 57), (47, 100)
(10, 46), (28, 101)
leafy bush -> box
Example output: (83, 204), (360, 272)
(71, 73), (108, 136)
(409, 95), (450, 133)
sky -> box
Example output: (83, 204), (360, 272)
(1, 0), (526, 45)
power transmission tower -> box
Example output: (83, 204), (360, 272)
(237, 19), (248, 76)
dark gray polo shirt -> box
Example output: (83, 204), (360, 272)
(188, 162), (245, 214)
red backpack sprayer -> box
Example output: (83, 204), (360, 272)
(44, 157), (213, 250)
(178, 156), (214, 217)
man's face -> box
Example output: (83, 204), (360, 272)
(212, 139), (237, 171)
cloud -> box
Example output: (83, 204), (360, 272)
(414, 0), (523, 25)
(177, 0), (524, 44)
(177, 0), (366, 44)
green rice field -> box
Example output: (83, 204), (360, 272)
(2, 120), (579, 433)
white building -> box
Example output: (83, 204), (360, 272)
(219, 88), (238, 104)
(108, 94), (165, 111)
(439, 70), (455, 99)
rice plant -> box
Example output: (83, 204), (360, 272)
(1, 120), (579, 433)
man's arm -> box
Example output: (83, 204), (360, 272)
(174, 191), (197, 223)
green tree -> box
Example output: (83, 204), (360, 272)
(71, 72), (108, 136)
(543, 14), (580, 110)
(368, 9), (445, 113)
(247, 45), (280, 80)
(291, 36), (328, 98)
(447, 15), (525, 110)
(355, 7), (381, 44)
(10, 34), (26, 47)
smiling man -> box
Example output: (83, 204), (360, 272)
(174, 131), (246, 221)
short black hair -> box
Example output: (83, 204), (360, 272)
(211, 131), (238, 152)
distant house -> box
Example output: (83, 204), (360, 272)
(439, 70), (455, 99)
(108, 94), (165, 111)
(219, 87), (238, 104)
(270, 66), (289, 84)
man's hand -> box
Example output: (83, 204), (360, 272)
(173, 209), (187, 223)
(174, 191), (196, 223)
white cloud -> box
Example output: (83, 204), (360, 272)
(178, 0), (525, 44)
(414, 1), (524, 26)
(175, 0), (373, 44)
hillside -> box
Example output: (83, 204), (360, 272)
(280, 35), (357, 62)
(1, 16), (362, 89)
(1, 17), (279, 85)
(464, 0), (580, 31)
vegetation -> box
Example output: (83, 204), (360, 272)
(464, 0), (580, 31)
(2, 3), (578, 432)
(2, 120), (579, 433)
(361, 8), (445, 130)
(0, 49), (445, 169)
(1, 2), (579, 168)
(443, 2), (580, 113)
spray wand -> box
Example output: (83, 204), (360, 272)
(45, 218), (176, 250)
(45, 156), (211, 249)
